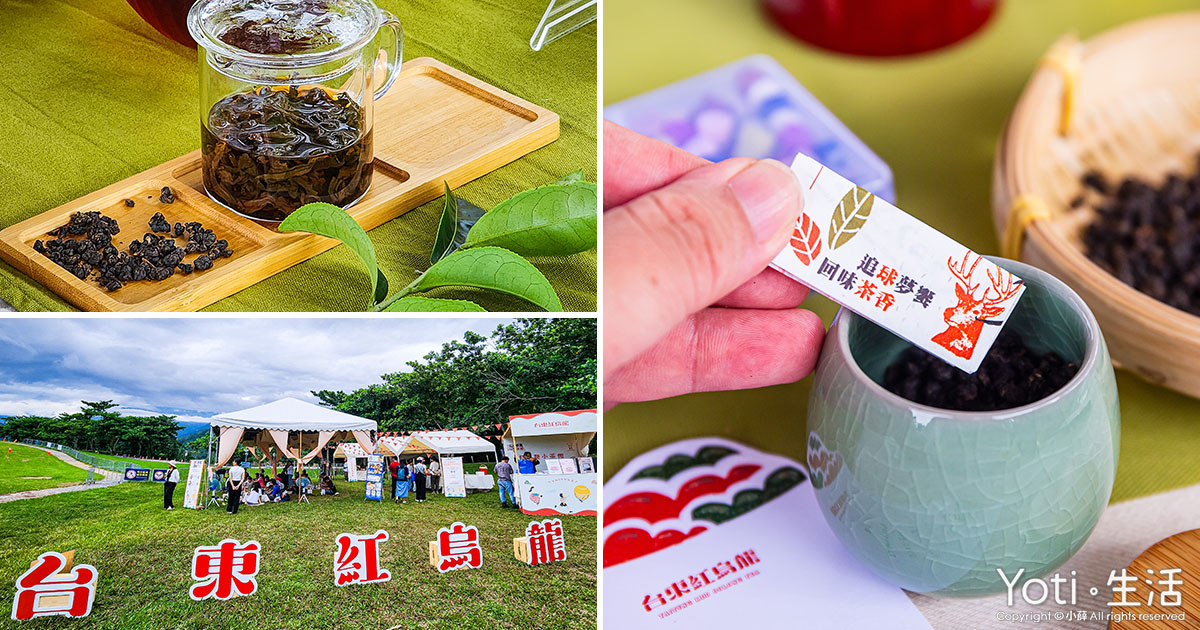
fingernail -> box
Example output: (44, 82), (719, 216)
(728, 159), (801, 243)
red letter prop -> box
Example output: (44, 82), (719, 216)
(525, 518), (567, 565)
(334, 531), (392, 586)
(11, 552), (97, 621)
(189, 539), (261, 601)
(433, 522), (483, 573)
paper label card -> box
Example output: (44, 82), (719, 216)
(603, 438), (931, 628)
(771, 154), (1025, 373)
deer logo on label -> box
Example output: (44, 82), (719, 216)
(931, 252), (1020, 360)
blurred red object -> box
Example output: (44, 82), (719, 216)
(127, 0), (197, 48)
(762, 0), (999, 57)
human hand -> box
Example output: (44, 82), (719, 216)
(603, 122), (826, 406)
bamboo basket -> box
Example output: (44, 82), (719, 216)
(993, 12), (1200, 399)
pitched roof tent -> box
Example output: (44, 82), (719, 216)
(210, 397), (378, 432)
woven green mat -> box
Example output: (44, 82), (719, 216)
(603, 0), (1200, 503)
(0, 0), (596, 312)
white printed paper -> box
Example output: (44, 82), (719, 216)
(771, 154), (1025, 372)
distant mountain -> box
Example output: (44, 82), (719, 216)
(176, 421), (210, 443)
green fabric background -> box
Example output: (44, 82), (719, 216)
(0, 0), (596, 312)
(604, 0), (1200, 503)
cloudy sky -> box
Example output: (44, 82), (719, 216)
(0, 317), (513, 423)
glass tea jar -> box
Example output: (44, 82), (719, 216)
(187, 0), (402, 224)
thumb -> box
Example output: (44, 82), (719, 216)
(603, 157), (805, 370)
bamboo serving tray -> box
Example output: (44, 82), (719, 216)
(0, 57), (558, 311)
(1109, 528), (1200, 629)
(993, 13), (1200, 399)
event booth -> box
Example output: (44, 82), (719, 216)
(208, 398), (377, 484)
(376, 430), (498, 492)
(502, 410), (597, 516)
(333, 442), (372, 481)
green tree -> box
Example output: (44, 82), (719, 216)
(313, 318), (597, 432)
(0, 402), (185, 459)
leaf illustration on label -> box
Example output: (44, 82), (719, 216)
(827, 186), (874, 250)
(790, 213), (821, 265)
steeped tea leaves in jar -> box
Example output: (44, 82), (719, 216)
(201, 86), (372, 222)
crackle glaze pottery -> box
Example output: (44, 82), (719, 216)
(806, 257), (1119, 597)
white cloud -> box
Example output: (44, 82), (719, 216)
(0, 318), (514, 420)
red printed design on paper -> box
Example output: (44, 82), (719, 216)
(603, 464), (760, 525)
(526, 519), (567, 565)
(334, 530), (391, 586)
(931, 251), (1020, 360)
(11, 552), (97, 621)
(189, 539), (260, 601)
(790, 213), (821, 265)
(436, 522), (483, 573)
(603, 527), (708, 568)
(641, 549), (762, 613)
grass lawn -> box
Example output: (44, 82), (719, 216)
(0, 478), (596, 629)
(0, 442), (87, 494)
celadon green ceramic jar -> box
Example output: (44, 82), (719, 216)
(806, 257), (1119, 597)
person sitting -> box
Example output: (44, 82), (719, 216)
(319, 474), (338, 496)
(268, 479), (283, 502)
(243, 487), (264, 506)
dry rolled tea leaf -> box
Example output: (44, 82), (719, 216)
(882, 328), (1079, 411)
(1078, 169), (1200, 316)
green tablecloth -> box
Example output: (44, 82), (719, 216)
(0, 0), (596, 312)
(604, 0), (1200, 503)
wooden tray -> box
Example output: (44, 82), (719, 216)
(0, 57), (558, 311)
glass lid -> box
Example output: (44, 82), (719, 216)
(189, 0), (380, 61)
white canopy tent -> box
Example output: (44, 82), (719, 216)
(376, 430), (497, 460)
(502, 410), (597, 465)
(207, 397), (377, 473)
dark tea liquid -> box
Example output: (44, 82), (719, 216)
(201, 86), (373, 222)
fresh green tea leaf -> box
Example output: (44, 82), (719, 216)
(462, 182), (597, 256)
(278, 202), (386, 305)
(396, 246), (562, 311)
(374, 269), (389, 304)
(431, 182), (458, 265)
(382, 296), (486, 312)
(550, 170), (584, 186)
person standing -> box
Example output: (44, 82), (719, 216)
(394, 461), (410, 504)
(164, 461), (179, 510)
(428, 456), (441, 494)
(227, 460), (246, 515)
(518, 452), (540, 474)
(389, 457), (401, 503)
(414, 457), (428, 503)
(495, 456), (516, 509)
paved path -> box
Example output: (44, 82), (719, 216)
(0, 448), (121, 503)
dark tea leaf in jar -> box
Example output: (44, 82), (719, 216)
(201, 86), (372, 222)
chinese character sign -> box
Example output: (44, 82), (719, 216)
(334, 531), (391, 587)
(435, 522), (483, 573)
(11, 552), (97, 621)
(189, 539), (260, 601)
(525, 519), (567, 566)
